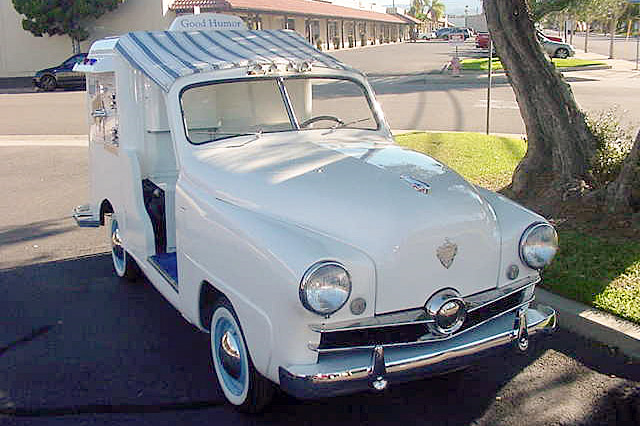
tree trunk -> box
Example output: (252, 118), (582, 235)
(569, 18), (574, 45)
(483, 0), (598, 198)
(71, 37), (81, 54)
(584, 22), (590, 53)
(605, 130), (640, 213)
(609, 19), (615, 59)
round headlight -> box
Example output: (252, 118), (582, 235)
(300, 262), (351, 316)
(519, 223), (558, 269)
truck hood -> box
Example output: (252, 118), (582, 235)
(184, 131), (500, 314)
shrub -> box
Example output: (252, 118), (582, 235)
(586, 107), (634, 186)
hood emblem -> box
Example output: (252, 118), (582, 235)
(436, 239), (458, 269)
(400, 175), (430, 195)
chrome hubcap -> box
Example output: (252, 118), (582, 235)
(219, 330), (242, 379)
(111, 219), (125, 272)
(213, 314), (247, 398)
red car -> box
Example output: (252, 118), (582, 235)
(537, 30), (563, 42)
(476, 32), (490, 48)
(476, 30), (562, 50)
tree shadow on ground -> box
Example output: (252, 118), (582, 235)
(1, 255), (637, 425)
(0, 217), (74, 247)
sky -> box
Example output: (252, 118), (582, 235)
(383, 1), (484, 16)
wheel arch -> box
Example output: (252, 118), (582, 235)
(199, 280), (225, 332)
(99, 199), (114, 226)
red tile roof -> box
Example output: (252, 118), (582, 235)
(394, 13), (422, 25)
(170, 0), (407, 24)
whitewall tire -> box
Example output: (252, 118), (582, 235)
(108, 214), (140, 281)
(210, 297), (274, 413)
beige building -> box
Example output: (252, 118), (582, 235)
(1, 0), (413, 78)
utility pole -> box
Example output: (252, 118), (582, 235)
(486, 39), (493, 135)
(465, 5), (469, 28)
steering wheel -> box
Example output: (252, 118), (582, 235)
(299, 115), (344, 128)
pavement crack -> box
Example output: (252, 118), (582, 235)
(0, 400), (223, 417)
(0, 324), (56, 357)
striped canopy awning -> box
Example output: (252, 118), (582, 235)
(114, 29), (348, 91)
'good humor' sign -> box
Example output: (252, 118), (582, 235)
(169, 14), (247, 31)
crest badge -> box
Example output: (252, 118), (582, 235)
(436, 239), (458, 269)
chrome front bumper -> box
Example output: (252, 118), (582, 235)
(279, 304), (556, 399)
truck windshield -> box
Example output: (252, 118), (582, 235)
(180, 76), (378, 145)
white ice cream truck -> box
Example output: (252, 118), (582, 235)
(73, 14), (558, 413)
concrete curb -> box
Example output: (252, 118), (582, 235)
(0, 135), (87, 147)
(536, 288), (640, 361)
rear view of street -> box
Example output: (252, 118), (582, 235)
(1, 39), (639, 425)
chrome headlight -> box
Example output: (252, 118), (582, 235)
(426, 288), (466, 335)
(300, 262), (351, 316)
(519, 223), (558, 269)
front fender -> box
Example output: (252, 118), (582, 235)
(176, 175), (376, 383)
(475, 187), (546, 283)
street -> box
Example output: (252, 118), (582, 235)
(1, 40), (639, 425)
(2, 41), (639, 136)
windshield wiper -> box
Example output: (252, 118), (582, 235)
(321, 117), (373, 135)
(190, 129), (263, 145)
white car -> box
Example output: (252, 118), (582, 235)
(418, 31), (436, 40)
(73, 13), (558, 413)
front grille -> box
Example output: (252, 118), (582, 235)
(319, 322), (430, 349)
(317, 286), (532, 352)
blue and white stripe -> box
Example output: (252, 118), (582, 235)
(115, 29), (347, 92)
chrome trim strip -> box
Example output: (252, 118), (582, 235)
(309, 278), (537, 335)
(308, 295), (535, 353)
(466, 276), (539, 312)
(309, 307), (434, 333)
(280, 305), (557, 399)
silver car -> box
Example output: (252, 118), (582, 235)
(537, 32), (574, 58)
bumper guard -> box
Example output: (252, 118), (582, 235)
(72, 204), (100, 228)
(279, 304), (556, 399)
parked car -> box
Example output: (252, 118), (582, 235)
(73, 13), (558, 413)
(418, 31), (436, 40)
(438, 27), (470, 40)
(33, 53), (87, 91)
(476, 32), (490, 49)
(536, 32), (575, 58)
(436, 27), (453, 39)
(537, 30), (563, 42)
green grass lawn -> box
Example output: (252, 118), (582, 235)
(395, 131), (640, 324)
(461, 57), (606, 71)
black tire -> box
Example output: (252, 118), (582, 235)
(108, 214), (141, 281)
(40, 75), (57, 92)
(210, 297), (275, 413)
(555, 48), (569, 59)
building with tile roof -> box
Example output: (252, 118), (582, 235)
(1, 0), (415, 78)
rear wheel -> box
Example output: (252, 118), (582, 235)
(109, 214), (141, 281)
(210, 297), (274, 413)
(40, 75), (57, 91)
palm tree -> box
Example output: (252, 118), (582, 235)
(424, 0), (445, 23)
(408, 0), (424, 18)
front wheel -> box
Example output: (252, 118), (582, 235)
(40, 75), (57, 91)
(210, 297), (274, 413)
(109, 214), (141, 281)
(555, 48), (569, 59)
